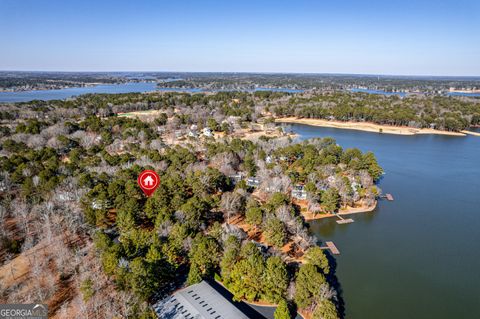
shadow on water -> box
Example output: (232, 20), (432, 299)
(325, 251), (346, 319)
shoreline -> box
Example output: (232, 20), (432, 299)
(275, 117), (469, 136)
(302, 201), (377, 221)
(214, 279), (307, 319)
(461, 130), (480, 137)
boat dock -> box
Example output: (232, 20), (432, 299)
(381, 193), (394, 201)
(321, 241), (340, 255)
(334, 213), (354, 224)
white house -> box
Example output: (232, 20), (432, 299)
(246, 177), (261, 188)
(291, 184), (307, 200)
(203, 127), (213, 137)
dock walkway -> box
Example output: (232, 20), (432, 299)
(334, 213), (354, 224)
(325, 241), (340, 255)
(320, 241), (340, 255)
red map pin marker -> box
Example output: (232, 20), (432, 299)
(137, 170), (160, 197)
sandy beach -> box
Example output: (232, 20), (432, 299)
(461, 130), (480, 136)
(275, 117), (467, 136)
(302, 201), (377, 221)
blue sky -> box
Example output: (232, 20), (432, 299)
(1, 0), (479, 75)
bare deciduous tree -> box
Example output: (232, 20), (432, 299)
(220, 190), (246, 223)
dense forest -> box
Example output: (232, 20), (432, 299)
(0, 90), (385, 318)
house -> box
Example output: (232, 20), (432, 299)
(153, 281), (253, 319)
(351, 181), (361, 191)
(188, 130), (198, 138)
(203, 127), (213, 137)
(228, 173), (243, 185)
(91, 199), (108, 210)
(291, 184), (307, 200)
(246, 177), (260, 188)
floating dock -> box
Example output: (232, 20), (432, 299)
(325, 241), (340, 255)
(334, 213), (354, 224)
(336, 218), (354, 224)
(385, 193), (394, 201)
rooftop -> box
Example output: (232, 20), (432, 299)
(153, 281), (256, 319)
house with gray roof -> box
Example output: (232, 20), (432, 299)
(153, 281), (253, 319)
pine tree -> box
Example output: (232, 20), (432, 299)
(262, 256), (288, 303)
(312, 299), (339, 319)
(321, 188), (340, 214)
(228, 242), (265, 301)
(294, 264), (326, 310)
(220, 235), (241, 283)
(304, 246), (330, 274)
(274, 299), (292, 319)
(264, 217), (286, 248)
(187, 234), (220, 284)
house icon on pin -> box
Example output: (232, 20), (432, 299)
(143, 175), (154, 187)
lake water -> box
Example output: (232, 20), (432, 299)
(447, 92), (480, 97)
(349, 88), (407, 97)
(0, 82), (160, 103)
(290, 124), (480, 319)
(0, 83), (303, 103)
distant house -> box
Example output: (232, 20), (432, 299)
(203, 127), (213, 137)
(228, 173), (243, 185)
(251, 240), (269, 254)
(265, 155), (273, 164)
(91, 199), (108, 210)
(291, 184), (307, 200)
(188, 131), (198, 138)
(246, 177), (260, 188)
(153, 281), (252, 319)
(351, 181), (361, 191)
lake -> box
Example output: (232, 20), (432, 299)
(290, 124), (480, 319)
(447, 92), (480, 97)
(349, 88), (407, 97)
(0, 83), (303, 103)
